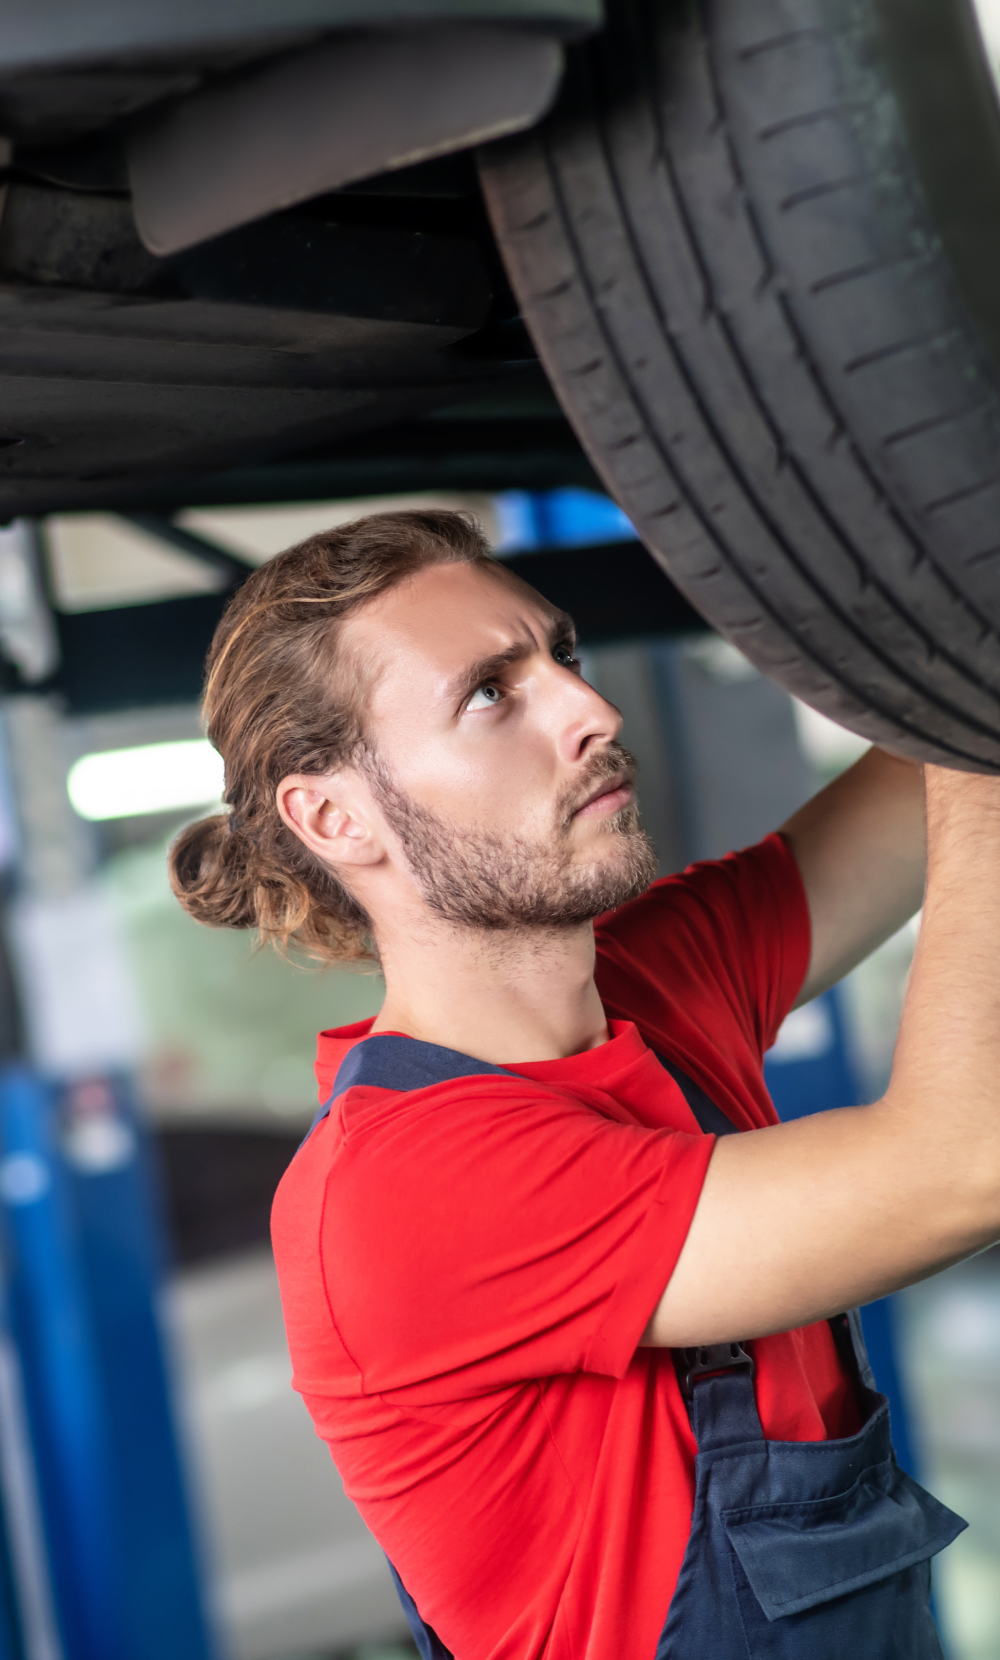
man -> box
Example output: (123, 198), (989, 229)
(171, 509), (983, 1659)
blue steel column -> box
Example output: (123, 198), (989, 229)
(0, 1273), (33, 1660)
(0, 1068), (216, 1660)
(0, 677), (215, 1660)
(0, 1066), (123, 1660)
(61, 1077), (212, 1660)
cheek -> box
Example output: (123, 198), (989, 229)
(382, 727), (557, 825)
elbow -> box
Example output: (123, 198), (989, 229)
(877, 1093), (1000, 1259)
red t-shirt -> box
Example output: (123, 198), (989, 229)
(271, 833), (861, 1660)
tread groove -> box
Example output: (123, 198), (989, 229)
(810, 253), (922, 295)
(882, 406), (987, 448)
(844, 329), (962, 374)
(925, 477), (999, 515)
(779, 175), (867, 212)
(738, 27), (823, 62)
(758, 103), (864, 141)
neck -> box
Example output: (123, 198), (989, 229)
(371, 914), (609, 1064)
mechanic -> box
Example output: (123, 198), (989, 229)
(169, 508), (983, 1660)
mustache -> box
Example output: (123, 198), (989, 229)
(559, 743), (639, 828)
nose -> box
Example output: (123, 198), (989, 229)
(555, 667), (622, 763)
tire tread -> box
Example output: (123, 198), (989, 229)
(479, 0), (1000, 765)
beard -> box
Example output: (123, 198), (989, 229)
(365, 742), (657, 931)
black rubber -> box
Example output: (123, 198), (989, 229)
(478, 0), (1000, 768)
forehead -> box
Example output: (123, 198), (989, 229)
(348, 559), (560, 690)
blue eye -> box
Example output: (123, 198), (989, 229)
(467, 682), (502, 710)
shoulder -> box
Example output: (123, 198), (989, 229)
(275, 1070), (614, 1231)
(276, 1066), (682, 1257)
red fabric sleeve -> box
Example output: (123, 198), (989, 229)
(319, 1078), (713, 1401)
(595, 831), (811, 1064)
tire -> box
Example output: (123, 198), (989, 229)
(478, 0), (1000, 768)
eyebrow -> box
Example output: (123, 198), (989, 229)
(446, 610), (577, 708)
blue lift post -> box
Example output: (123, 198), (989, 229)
(0, 1064), (214, 1660)
(62, 1077), (214, 1660)
(0, 1279), (35, 1660)
(0, 1064), (122, 1660)
(0, 663), (216, 1660)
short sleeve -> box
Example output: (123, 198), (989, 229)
(319, 1078), (713, 1402)
(594, 831), (811, 1065)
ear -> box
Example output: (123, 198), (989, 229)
(276, 771), (384, 872)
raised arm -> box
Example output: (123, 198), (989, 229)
(780, 745), (925, 1006)
(643, 765), (1000, 1347)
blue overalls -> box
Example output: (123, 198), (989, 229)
(315, 1035), (966, 1659)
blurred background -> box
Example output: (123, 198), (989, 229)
(0, 489), (989, 1660)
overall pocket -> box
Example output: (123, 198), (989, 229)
(721, 1457), (965, 1659)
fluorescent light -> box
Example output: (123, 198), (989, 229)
(67, 739), (224, 821)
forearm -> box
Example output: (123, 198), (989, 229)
(882, 767), (1000, 1220)
(782, 747), (925, 1002)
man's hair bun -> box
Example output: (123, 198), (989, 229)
(168, 812), (260, 932)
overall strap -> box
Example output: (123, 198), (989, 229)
(689, 1370), (762, 1450)
(654, 1051), (739, 1139)
(832, 1307), (878, 1393)
(334, 1033), (509, 1094)
(323, 1039), (739, 1134)
(309, 1033), (510, 1133)
(387, 1561), (453, 1660)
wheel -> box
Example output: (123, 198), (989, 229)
(478, 0), (1000, 768)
